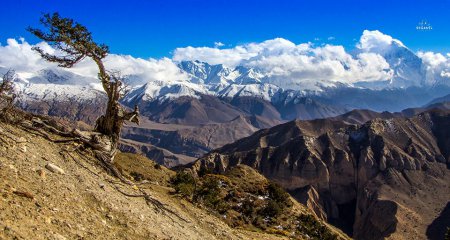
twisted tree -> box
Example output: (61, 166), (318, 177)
(27, 13), (139, 160)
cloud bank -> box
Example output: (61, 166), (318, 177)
(0, 38), (189, 85)
(1, 30), (449, 91)
(173, 31), (407, 84)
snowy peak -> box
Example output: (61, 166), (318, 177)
(234, 66), (264, 84)
(356, 30), (427, 88)
(178, 60), (232, 85)
(380, 42), (425, 87)
(5, 30), (450, 107)
(178, 60), (264, 85)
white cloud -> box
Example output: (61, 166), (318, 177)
(440, 71), (450, 78)
(0, 38), (54, 73)
(418, 51), (447, 67)
(0, 38), (189, 86)
(327, 36), (335, 41)
(2, 30), (449, 92)
(214, 42), (225, 48)
(173, 38), (305, 67)
(174, 34), (393, 87)
(357, 30), (405, 53)
(418, 51), (450, 82)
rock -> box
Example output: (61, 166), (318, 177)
(20, 145), (27, 153)
(106, 213), (114, 220)
(53, 233), (67, 240)
(36, 169), (46, 179)
(16, 137), (27, 143)
(45, 163), (65, 174)
(194, 110), (450, 240)
(8, 164), (18, 174)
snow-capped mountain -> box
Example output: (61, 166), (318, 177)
(10, 68), (103, 102)
(354, 39), (426, 89)
(3, 30), (450, 122)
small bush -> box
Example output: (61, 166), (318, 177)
(252, 215), (267, 229)
(297, 214), (338, 240)
(267, 181), (292, 209)
(258, 181), (293, 218)
(194, 176), (221, 206)
(198, 165), (212, 177)
(241, 198), (256, 217)
(261, 200), (283, 218)
(171, 171), (196, 198)
(130, 171), (144, 181)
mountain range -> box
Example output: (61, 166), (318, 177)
(0, 31), (450, 166)
(7, 30), (450, 116)
(2, 30), (450, 240)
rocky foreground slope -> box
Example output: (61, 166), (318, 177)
(0, 118), (348, 239)
(192, 109), (450, 240)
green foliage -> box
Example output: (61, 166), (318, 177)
(170, 169), (340, 239)
(267, 181), (292, 209)
(261, 199), (283, 218)
(27, 13), (109, 68)
(171, 171), (196, 198)
(241, 198), (256, 217)
(198, 165), (212, 177)
(297, 214), (338, 240)
(445, 227), (450, 240)
(194, 176), (230, 213)
(259, 181), (292, 218)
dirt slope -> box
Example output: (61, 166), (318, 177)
(0, 122), (291, 240)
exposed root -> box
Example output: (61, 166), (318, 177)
(61, 150), (100, 177)
(2, 112), (187, 222)
(107, 180), (190, 223)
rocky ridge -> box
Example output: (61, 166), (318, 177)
(191, 109), (450, 239)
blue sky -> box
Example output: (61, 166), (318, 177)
(1, 0), (450, 58)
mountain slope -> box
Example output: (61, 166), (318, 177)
(191, 109), (450, 240)
(0, 116), (347, 239)
(0, 119), (347, 240)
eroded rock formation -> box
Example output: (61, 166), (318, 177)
(192, 109), (450, 239)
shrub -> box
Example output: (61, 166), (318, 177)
(198, 165), (212, 177)
(241, 198), (256, 217)
(258, 181), (293, 218)
(252, 215), (267, 229)
(194, 176), (221, 206)
(297, 214), (338, 240)
(261, 200), (283, 218)
(130, 171), (144, 181)
(193, 175), (233, 213)
(171, 171), (196, 198)
(267, 181), (292, 209)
